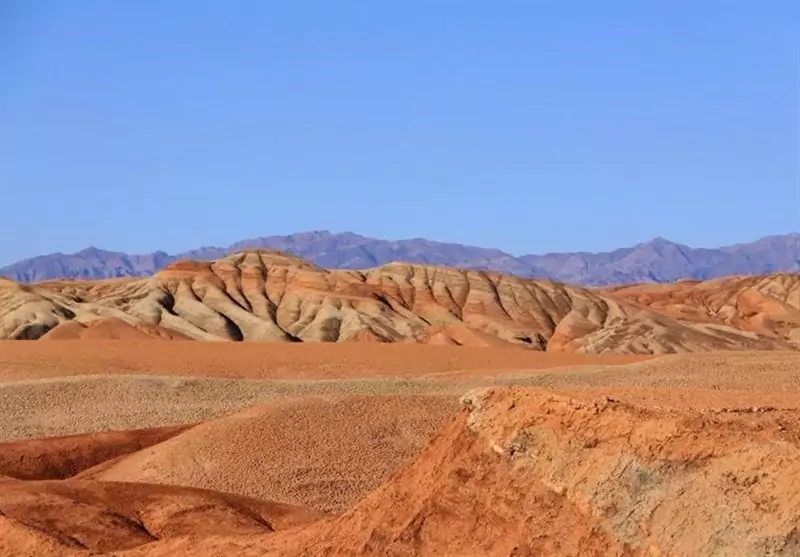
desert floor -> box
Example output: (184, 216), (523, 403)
(2, 342), (800, 555)
(2, 343), (799, 442)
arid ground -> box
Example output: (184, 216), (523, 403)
(2, 253), (800, 555)
(2, 342), (800, 556)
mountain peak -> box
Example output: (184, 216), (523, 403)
(222, 249), (319, 268)
(76, 246), (112, 257)
(639, 237), (680, 248)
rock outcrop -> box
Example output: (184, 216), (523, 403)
(281, 388), (800, 556)
(88, 387), (800, 556)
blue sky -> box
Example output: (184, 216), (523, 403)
(1, 1), (798, 264)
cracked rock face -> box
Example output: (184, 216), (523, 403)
(2, 250), (799, 354)
(268, 388), (800, 557)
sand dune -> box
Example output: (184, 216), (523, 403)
(3, 250), (799, 353)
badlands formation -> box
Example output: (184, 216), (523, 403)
(2, 249), (800, 352)
(1, 251), (800, 555)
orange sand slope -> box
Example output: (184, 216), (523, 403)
(77, 395), (458, 514)
(3, 250), (800, 353)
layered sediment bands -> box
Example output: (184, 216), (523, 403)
(2, 250), (800, 353)
(606, 274), (800, 342)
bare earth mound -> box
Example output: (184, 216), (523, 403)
(3, 250), (799, 353)
(80, 395), (458, 513)
(119, 387), (800, 556)
(0, 479), (323, 557)
(309, 388), (800, 556)
(0, 425), (192, 480)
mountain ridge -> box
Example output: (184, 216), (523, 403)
(2, 231), (799, 286)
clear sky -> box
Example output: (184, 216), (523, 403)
(1, 1), (798, 264)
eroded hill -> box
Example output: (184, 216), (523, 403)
(2, 250), (800, 354)
(604, 274), (800, 341)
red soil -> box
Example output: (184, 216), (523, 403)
(0, 425), (192, 481)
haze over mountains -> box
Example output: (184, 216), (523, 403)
(2, 231), (799, 286)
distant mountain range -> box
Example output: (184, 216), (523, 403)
(2, 230), (799, 286)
